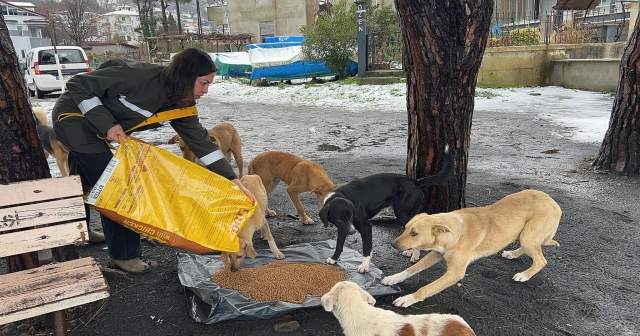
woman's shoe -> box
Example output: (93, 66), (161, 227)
(88, 230), (106, 243)
(109, 257), (151, 273)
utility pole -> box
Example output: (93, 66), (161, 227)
(196, 0), (202, 35)
(47, 12), (65, 93)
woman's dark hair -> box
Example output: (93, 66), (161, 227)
(162, 48), (217, 106)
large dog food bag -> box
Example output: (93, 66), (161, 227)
(86, 138), (256, 253)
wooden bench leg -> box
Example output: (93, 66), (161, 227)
(48, 310), (68, 336)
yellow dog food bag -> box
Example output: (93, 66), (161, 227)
(86, 138), (257, 253)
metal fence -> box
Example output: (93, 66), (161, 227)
(367, 31), (403, 70)
(491, 8), (631, 46)
(367, 7), (632, 70)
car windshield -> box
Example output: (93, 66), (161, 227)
(38, 49), (84, 64)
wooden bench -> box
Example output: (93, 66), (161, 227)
(0, 176), (110, 335)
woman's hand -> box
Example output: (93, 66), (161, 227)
(106, 124), (129, 142)
(232, 179), (256, 203)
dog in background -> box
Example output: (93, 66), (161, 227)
(382, 189), (561, 308)
(221, 174), (284, 271)
(248, 151), (337, 225)
(321, 281), (476, 336)
(34, 107), (70, 176)
(168, 122), (244, 177)
(319, 146), (454, 273)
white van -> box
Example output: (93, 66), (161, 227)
(24, 46), (91, 99)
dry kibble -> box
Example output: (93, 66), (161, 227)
(210, 261), (346, 303)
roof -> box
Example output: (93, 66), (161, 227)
(553, 0), (601, 10)
(0, 0), (47, 17)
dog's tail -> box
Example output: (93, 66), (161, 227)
(33, 107), (48, 126)
(417, 145), (455, 188)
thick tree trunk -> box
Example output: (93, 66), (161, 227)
(1, 14), (78, 271)
(395, 0), (493, 212)
(592, 17), (640, 175)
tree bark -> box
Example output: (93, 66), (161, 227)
(592, 17), (640, 175)
(2, 14), (78, 271)
(395, 0), (493, 212)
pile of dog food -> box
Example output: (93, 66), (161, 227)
(210, 261), (346, 303)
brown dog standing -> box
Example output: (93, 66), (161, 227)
(248, 151), (337, 224)
(34, 107), (70, 176)
(382, 189), (561, 307)
(168, 122), (244, 177)
(221, 174), (284, 271)
(322, 281), (476, 336)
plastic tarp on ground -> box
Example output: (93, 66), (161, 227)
(177, 240), (403, 324)
(248, 46), (357, 81)
(208, 52), (251, 77)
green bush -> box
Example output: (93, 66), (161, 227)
(301, 0), (399, 79)
(510, 27), (540, 46)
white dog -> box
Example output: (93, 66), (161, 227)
(321, 281), (476, 336)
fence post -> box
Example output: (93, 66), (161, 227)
(355, 1), (367, 77)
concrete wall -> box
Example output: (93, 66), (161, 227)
(207, 0), (396, 43)
(207, 1), (314, 42)
(478, 42), (625, 89)
(553, 59), (620, 92)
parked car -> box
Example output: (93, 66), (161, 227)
(24, 46), (91, 99)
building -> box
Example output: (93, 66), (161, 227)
(1, 0), (50, 66)
(97, 5), (142, 45)
(207, 0), (395, 43)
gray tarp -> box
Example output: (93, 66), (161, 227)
(177, 239), (403, 324)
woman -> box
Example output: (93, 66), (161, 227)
(53, 48), (255, 273)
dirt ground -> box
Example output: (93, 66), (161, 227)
(3, 93), (640, 336)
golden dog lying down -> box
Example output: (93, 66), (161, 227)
(322, 281), (476, 336)
(382, 189), (561, 307)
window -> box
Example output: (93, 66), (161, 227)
(8, 7), (18, 15)
(17, 26), (23, 36)
(2, 5), (8, 16)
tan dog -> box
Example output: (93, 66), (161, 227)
(321, 281), (476, 336)
(34, 107), (70, 176)
(248, 151), (337, 224)
(382, 189), (561, 308)
(221, 174), (284, 271)
(168, 122), (244, 177)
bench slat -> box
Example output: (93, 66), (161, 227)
(0, 176), (83, 208)
(0, 196), (86, 234)
(0, 221), (88, 257)
(0, 257), (109, 325)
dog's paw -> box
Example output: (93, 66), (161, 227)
(501, 250), (518, 259)
(393, 294), (417, 308)
(401, 249), (413, 257)
(381, 272), (404, 286)
(301, 217), (315, 225)
(357, 264), (370, 273)
(266, 209), (277, 217)
(512, 272), (530, 282)
(273, 250), (285, 260)
(325, 257), (337, 265)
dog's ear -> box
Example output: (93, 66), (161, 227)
(321, 293), (335, 312)
(432, 220), (453, 235)
(361, 289), (376, 306)
(319, 205), (331, 228)
(245, 242), (257, 259)
(168, 135), (180, 144)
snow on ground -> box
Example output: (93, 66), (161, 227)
(31, 78), (615, 177)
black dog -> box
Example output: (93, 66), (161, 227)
(319, 146), (454, 273)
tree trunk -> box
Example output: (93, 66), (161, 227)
(395, 0), (493, 213)
(592, 17), (640, 175)
(1, 14), (78, 271)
